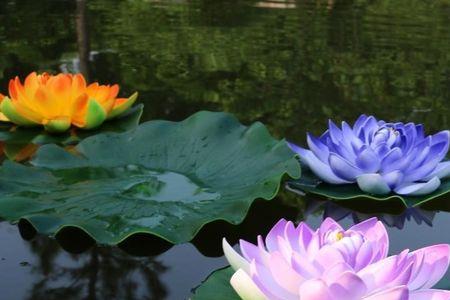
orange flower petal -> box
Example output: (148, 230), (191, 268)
(8, 78), (18, 100)
(71, 93), (89, 127)
(108, 84), (119, 100)
(24, 72), (39, 97)
(71, 74), (87, 96)
(11, 100), (43, 124)
(113, 98), (128, 108)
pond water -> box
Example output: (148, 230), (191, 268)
(0, 0), (449, 299)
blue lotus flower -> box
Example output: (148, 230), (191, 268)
(289, 115), (450, 196)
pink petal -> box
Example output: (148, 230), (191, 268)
(358, 251), (413, 291)
(354, 241), (375, 271)
(329, 272), (367, 300)
(350, 218), (389, 261)
(408, 244), (450, 290)
(266, 252), (304, 295)
(363, 285), (409, 300)
(250, 260), (297, 300)
(265, 219), (288, 252)
(297, 222), (314, 255)
(323, 262), (353, 284)
(313, 244), (345, 272)
(410, 289), (450, 300)
(298, 279), (333, 300)
(329, 271), (367, 300)
(320, 217), (344, 237)
(240, 237), (268, 265)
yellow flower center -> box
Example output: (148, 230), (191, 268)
(336, 232), (344, 241)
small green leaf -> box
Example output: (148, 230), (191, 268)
(191, 267), (239, 300)
(0, 111), (300, 244)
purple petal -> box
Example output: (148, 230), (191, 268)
(403, 156), (441, 183)
(313, 245), (345, 272)
(265, 219), (288, 252)
(250, 261), (297, 300)
(410, 289), (450, 300)
(328, 120), (343, 144)
(307, 133), (330, 163)
(408, 244), (450, 290)
(222, 238), (250, 273)
(431, 130), (450, 147)
(322, 262), (353, 283)
(267, 252), (304, 295)
(356, 146), (381, 173)
(297, 222), (314, 254)
(424, 161), (450, 181)
(416, 124), (425, 140)
(353, 114), (368, 135)
(353, 219), (389, 263)
(354, 242), (375, 271)
(380, 148), (404, 173)
(291, 252), (321, 279)
(342, 121), (364, 149)
(394, 177), (441, 196)
(405, 143), (431, 172)
(382, 171), (404, 189)
(240, 237), (267, 265)
(328, 271), (367, 300)
(329, 153), (362, 181)
(319, 217), (343, 234)
(363, 285), (409, 300)
(298, 279), (333, 300)
(290, 145), (350, 184)
(356, 173), (392, 195)
(349, 218), (389, 260)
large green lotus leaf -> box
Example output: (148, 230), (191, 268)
(0, 104), (143, 147)
(191, 267), (238, 300)
(0, 111), (300, 244)
(287, 168), (450, 209)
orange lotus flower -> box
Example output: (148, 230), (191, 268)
(0, 72), (138, 132)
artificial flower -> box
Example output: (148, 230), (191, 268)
(0, 72), (138, 132)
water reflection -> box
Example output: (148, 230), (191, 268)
(304, 198), (436, 229)
(0, 195), (302, 300)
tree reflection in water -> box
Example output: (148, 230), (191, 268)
(19, 222), (168, 300)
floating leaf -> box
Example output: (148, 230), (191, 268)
(287, 168), (450, 209)
(191, 267), (238, 300)
(0, 111), (300, 244)
(0, 104), (144, 146)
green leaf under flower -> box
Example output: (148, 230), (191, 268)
(0, 104), (144, 147)
(191, 267), (239, 300)
(0, 111), (300, 244)
(287, 168), (450, 209)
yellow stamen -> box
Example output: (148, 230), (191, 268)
(336, 232), (344, 241)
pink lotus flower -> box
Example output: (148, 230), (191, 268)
(223, 218), (450, 300)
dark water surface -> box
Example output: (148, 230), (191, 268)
(0, 0), (449, 299)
